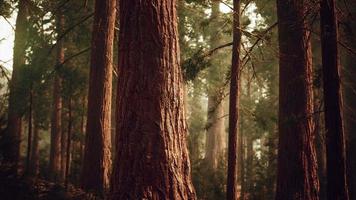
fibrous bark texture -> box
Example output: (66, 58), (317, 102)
(3, 0), (28, 175)
(110, 0), (196, 199)
(227, 0), (241, 199)
(275, 0), (319, 199)
(320, 0), (349, 199)
(81, 0), (116, 195)
(49, 11), (64, 182)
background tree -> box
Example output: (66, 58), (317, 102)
(2, 0), (29, 175)
(81, 0), (116, 195)
(320, 0), (349, 199)
(275, 0), (320, 199)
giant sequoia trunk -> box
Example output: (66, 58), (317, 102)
(205, 0), (226, 170)
(49, 11), (64, 182)
(81, 0), (116, 195)
(320, 0), (349, 199)
(110, 0), (196, 199)
(275, 0), (319, 199)
(227, 0), (241, 199)
(3, 0), (28, 174)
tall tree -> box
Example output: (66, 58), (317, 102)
(341, 1), (356, 198)
(320, 0), (349, 199)
(275, 0), (319, 199)
(81, 0), (116, 195)
(49, 10), (64, 182)
(2, 0), (29, 175)
(227, 0), (241, 199)
(110, 0), (196, 199)
(205, 0), (226, 170)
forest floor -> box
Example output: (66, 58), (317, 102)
(0, 170), (101, 200)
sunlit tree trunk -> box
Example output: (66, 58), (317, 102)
(3, 0), (29, 175)
(275, 0), (319, 199)
(81, 0), (116, 195)
(49, 10), (64, 182)
(227, 0), (241, 199)
(110, 0), (196, 199)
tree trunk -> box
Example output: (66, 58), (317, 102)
(239, 116), (245, 200)
(341, 2), (356, 199)
(49, 11), (64, 182)
(227, 0), (241, 199)
(3, 0), (29, 175)
(65, 98), (72, 188)
(110, 0), (196, 199)
(28, 122), (40, 177)
(275, 0), (319, 199)
(81, 0), (116, 195)
(60, 107), (67, 183)
(25, 87), (33, 175)
(320, 0), (349, 199)
(205, 0), (226, 170)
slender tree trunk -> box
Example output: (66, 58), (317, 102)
(110, 0), (196, 199)
(275, 0), (319, 199)
(49, 11), (64, 182)
(60, 107), (67, 183)
(81, 0), (116, 195)
(227, 0), (241, 199)
(342, 2), (356, 198)
(320, 0), (349, 199)
(239, 116), (245, 200)
(25, 87), (33, 175)
(3, 0), (29, 175)
(28, 121), (40, 177)
(65, 98), (72, 188)
(205, 0), (226, 170)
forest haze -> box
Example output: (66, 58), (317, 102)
(0, 0), (355, 200)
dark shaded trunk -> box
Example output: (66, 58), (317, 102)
(65, 98), (72, 188)
(275, 0), (319, 199)
(341, 1), (356, 199)
(81, 0), (116, 195)
(110, 0), (196, 199)
(25, 88), (33, 175)
(28, 122), (40, 177)
(60, 108), (67, 182)
(49, 11), (64, 182)
(227, 0), (241, 199)
(3, 0), (29, 175)
(320, 0), (349, 199)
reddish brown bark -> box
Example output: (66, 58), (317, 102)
(80, 0), (116, 195)
(110, 0), (196, 199)
(2, 0), (29, 175)
(227, 0), (241, 199)
(320, 0), (349, 199)
(49, 11), (64, 182)
(275, 0), (319, 199)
